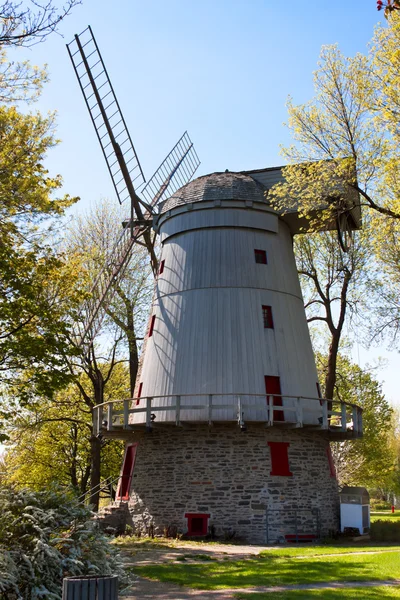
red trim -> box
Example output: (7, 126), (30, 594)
(265, 375), (284, 422)
(149, 315), (156, 337)
(262, 305), (274, 329)
(254, 249), (267, 264)
(326, 446), (336, 478)
(116, 443), (138, 500)
(159, 260), (165, 275)
(185, 513), (210, 536)
(136, 382), (143, 406)
(268, 441), (292, 476)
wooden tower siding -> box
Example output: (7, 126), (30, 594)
(134, 172), (320, 424)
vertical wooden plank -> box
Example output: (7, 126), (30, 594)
(88, 578), (96, 600)
(97, 577), (104, 600)
(107, 402), (113, 431)
(341, 402), (347, 432)
(296, 397), (303, 427)
(81, 579), (89, 600)
(352, 406), (358, 433)
(123, 399), (129, 429)
(208, 394), (212, 425)
(322, 400), (328, 429)
(146, 397), (152, 428)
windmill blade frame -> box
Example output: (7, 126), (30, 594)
(139, 131), (200, 211)
(67, 26), (146, 209)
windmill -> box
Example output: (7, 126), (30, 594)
(66, 26), (200, 345)
(68, 27), (363, 543)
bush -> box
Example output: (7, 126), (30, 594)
(370, 519), (400, 542)
(0, 485), (127, 599)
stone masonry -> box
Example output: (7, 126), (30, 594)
(127, 424), (339, 544)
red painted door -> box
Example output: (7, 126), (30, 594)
(265, 376), (284, 422)
(116, 443), (138, 501)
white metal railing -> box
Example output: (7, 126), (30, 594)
(92, 393), (362, 439)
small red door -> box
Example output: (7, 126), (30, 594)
(116, 443), (138, 500)
(265, 376), (284, 422)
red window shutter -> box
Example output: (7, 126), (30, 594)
(159, 260), (165, 275)
(149, 315), (156, 337)
(326, 446), (336, 478)
(116, 443), (138, 500)
(136, 382), (143, 406)
(265, 375), (284, 422)
(254, 249), (267, 264)
(268, 442), (292, 476)
(262, 305), (274, 329)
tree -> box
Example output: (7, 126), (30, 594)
(0, 105), (82, 440)
(317, 353), (395, 489)
(4, 366), (128, 497)
(0, 0), (80, 48)
(295, 229), (372, 399)
(269, 18), (400, 226)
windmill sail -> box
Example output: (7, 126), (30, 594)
(67, 27), (200, 346)
(67, 26), (146, 206)
(139, 131), (200, 210)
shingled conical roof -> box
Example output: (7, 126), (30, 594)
(159, 171), (267, 214)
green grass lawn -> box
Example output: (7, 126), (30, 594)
(371, 511), (400, 522)
(133, 547), (400, 590)
(235, 587), (400, 600)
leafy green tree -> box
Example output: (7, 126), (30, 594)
(0, 105), (81, 434)
(318, 353), (395, 488)
(295, 229), (371, 399)
(4, 364), (128, 497)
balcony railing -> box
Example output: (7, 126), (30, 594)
(93, 393), (363, 440)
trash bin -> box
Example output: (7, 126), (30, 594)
(62, 575), (118, 600)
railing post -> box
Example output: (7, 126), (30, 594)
(352, 406), (358, 433)
(358, 409), (363, 435)
(123, 399), (129, 429)
(97, 405), (102, 435)
(176, 395), (181, 426)
(268, 395), (273, 426)
(208, 394), (213, 425)
(107, 402), (113, 431)
(296, 397), (303, 427)
(146, 397), (152, 429)
(341, 402), (347, 432)
(237, 395), (243, 426)
(322, 400), (328, 429)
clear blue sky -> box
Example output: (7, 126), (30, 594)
(11, 0), (398, 405)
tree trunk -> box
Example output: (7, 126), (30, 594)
(325, 330), (340, 400)
(89, 434), (102, 511)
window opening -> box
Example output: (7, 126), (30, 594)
(185, 513), (210, 536)
(268, 441), (292, 476)
(265, 375), (284, 422)
(149, 315), (156, 337)
(159, 259), (165, 275)
(254, 249), (267, 264)
(262, 305), (274, 329)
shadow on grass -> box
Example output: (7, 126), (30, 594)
(133, 552), (400, 590)
(235, 587), (400, 600)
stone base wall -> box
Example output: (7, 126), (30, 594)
(127, 425), (339, 544)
